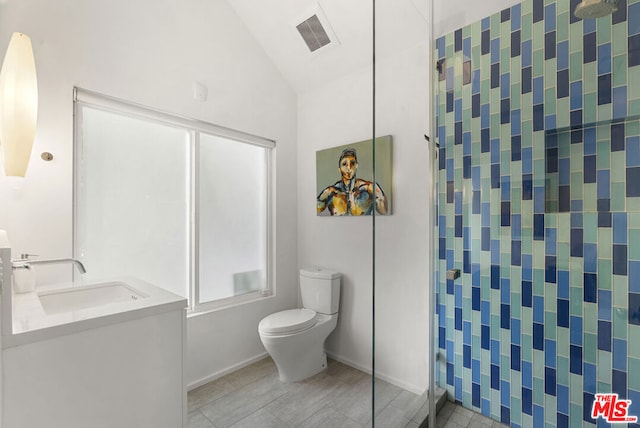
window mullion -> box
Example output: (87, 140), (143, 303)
(191, 130), (200, 310)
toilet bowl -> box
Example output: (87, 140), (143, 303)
(259, 310), (338, 382)
(258, 268), (341, 382)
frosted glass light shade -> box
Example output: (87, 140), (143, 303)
(0, 32), (38, 177)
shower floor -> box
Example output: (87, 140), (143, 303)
(188, 356), (435, 427)
(435, 401), (509, 428)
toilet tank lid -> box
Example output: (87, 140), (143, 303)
(300, 267), (341, 280)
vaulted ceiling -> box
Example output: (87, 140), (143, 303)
(226, 0), (430, 94)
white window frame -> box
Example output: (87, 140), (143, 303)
(73, 87), (275, 314)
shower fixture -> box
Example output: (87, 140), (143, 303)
(574, 0), (618, 19)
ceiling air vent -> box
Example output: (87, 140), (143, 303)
(296, 14), (332, 53)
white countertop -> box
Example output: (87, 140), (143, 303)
(4, 276), (187, 348)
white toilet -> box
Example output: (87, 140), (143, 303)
(258, 267), (341, 382)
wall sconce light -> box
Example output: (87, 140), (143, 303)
(0, 32), (38, 177)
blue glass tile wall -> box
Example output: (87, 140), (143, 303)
(434, 0), (640, 426)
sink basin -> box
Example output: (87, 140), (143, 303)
(38, 282), (147, 315)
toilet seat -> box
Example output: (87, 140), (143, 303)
(259, 308), (317, 335)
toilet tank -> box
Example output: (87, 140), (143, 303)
(299, 267), (341, 315)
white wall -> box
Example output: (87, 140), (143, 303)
(297, 41), (432, 393)
(0, 0), (298, 387)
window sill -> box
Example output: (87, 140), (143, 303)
(186, 291), (275, 318)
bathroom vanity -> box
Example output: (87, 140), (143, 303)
(0, 248), (187, 428)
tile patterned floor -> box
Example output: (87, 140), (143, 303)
(188, 356), (507, 428)
(188, 357), (427, 428)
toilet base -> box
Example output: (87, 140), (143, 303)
(259, 315), (337, 383)
(271, 342), (327, 382)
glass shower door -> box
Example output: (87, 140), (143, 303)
(372, 0), (433, 426)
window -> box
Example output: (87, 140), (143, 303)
(74, 88), (274, 312)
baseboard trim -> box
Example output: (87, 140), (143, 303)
(187, 352), (269, 391)
(188, 350), (426, 395)
(325, 351), (425, 395)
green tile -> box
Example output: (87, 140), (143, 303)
(491, 114), (500, 134)
(545, 59), (558, 88)
(570, 172), (584, 200)
(570, 374), (583, 404)
(611, 152), (627, 183)
(491, 390), (500, 420)
(613, 307), (628, 339)
(533, 22), (544, 51)
(501, 48), (511, 74)
(598, 229), (612, 258)
(630, 69), (640, 101)
(569, 23), (583, 54)
(533, 50), (544, 77)
(545, 395), (557, 423)
(612, 55), (628, 88)
(597, 16), (612, 44)
(570, 287), (583, 316)
(584, 304), (597, 334)
(584, 333), (598, 363)
(598, 103), (613, 123)
(628, 212), (640, 229)
(446, 43), (454, 59)
(630, 326), (640, 358)
(556, 99), (570, 128)
(534, 269), (545, 295)
(584, 213), (598, 242)
(501, 356), (510, 379)
(557, 12), (569, 42)
(629, 195), (640, 212)
(570, 259), (584, 284)
(569, 52), (583, 81)
(584, 63), (598, 93)
(512, 399), (522, 425)
(511, 84), (521, 110)
(630, 230), (640, 260)
(462, 392), (472, 409)
(584, 93), (598, 124)
(481, 374), (491, 397)
(611, 182), (626, 211)
(598, 261), (612, 290)
(557, 355), (569, 385)
(629, 357), (640, 390)
(558, 242), (570, 270)
(481, 80), (491, 104)
(570, 404), (583, 428)
(612, 23), (628, 57)
(613, 274), (628, 308)
(491, 315), (500, 335)
(556, 0), (569, 14)
(597, 350), (612, 383)
(597, 381), (611, 393)
(597, 140), (611, 169)
(533, 376), (545, 405)
(491, 13), (500, 35)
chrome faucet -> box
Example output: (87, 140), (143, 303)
(15, 255), (87, 274)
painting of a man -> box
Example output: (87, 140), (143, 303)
(316, 136), (392, 216)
